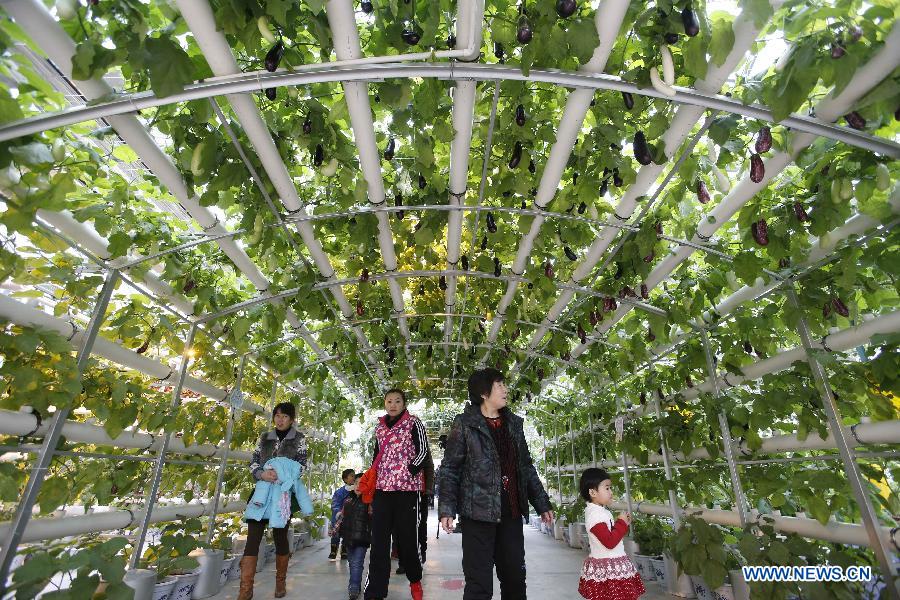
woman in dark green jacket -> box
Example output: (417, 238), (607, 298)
(438, 368), (553, 600)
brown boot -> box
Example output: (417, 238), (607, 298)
(237, 556), (257, 600)
(274, 554), (290, 598)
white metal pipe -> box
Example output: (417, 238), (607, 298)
(486, 0), (629, 346)
(607, 501), (897, 549)
(0, 293), (269, 412)
(0, 408), (252, 461)
(0, 501), (245, 544)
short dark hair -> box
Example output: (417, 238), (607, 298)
(468, 368), (505, 405)
(384, 388), (406, 405)
(341, 468), (355, 481)
(272, 402), (296, 421)
(579, 467), (611, 502)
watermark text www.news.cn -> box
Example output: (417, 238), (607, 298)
(742, 565), (872, 582)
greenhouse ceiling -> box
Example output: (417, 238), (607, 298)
(0, 0), (897, 418)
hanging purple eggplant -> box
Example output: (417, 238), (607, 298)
(633, 131), (652, 165)
(384, 137), (396, 160)
(697, 180), (710, 204)
(750, 154), (765, 183)
(755, 126), (772, 153)
(622, 92), (634, 110)
(682, 7), (700, 36)
(517, 15), (533, 44)
(751, 218), (769, 246)
(509, 141), (523, 169)
(515, 104), (527, 126)
(844, 111), (866, 130)
(265, 41), (285, 72)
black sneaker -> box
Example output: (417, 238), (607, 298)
(396, 565), (406, 575)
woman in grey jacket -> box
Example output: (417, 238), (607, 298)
(239, 402), (308, 600)
(438, 368), (553, 600)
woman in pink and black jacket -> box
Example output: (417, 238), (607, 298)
(363, 388), (430, 600)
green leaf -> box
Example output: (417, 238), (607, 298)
(144, 36), (196, 98)
(9, 142), (53, 166)
(739, 0), (774, 28)
(683, 35), (709, 80)
(567, 18), (601, 64)
(708, 15), (735, 67)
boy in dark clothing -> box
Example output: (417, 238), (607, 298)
(335, 475), (373, 600)
(330, 468), (357, 560)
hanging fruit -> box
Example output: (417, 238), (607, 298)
(755, 127), (772, 153)
(622, 92), (634, 110)
(313, 144), (324, 167)
(528, 160), (536, 174)
(743, 341), (753, 354)
(461, 255), (469, 270)
(793, 202), (810, 222)
(577, 324), (587, 343)
(664, 32), (679, 44)
(556, 0), (577, 18)
(356, 298), (364, 316)
(265, 41), (285, 72)
(515, 104), (527, 126)
(493, 257), (502, 277)
(418, 283), (426, 295)
(603, 297), (616, 312)
(633, 131), (652, 166)
(265, 88), (277, 101)
(258, 16), (277, 43)
(844, 111), (866, 130)
(751, 218), (769, 246)
(641, 284), (649, 299)
(822, 301), (832, 319)
(612, 169), (623, 187)
(360, 268), (370, 283)
(494, 42), (505, 60)
(361, 0), (373, 13)
(613, 264), (623, 279)
(303, 117), (312, 135)
(564, 246), (577, 261)
(418, 174), (427, 190)
(749, 154), (765, 183)
(401, 27), (421, 45)
(697, 180), (710, 204)
(831, 297), (850, 317)
(647, 329), (656, 342)
(439, 275), (447, 290)
(517, 15), (533, 44)
(509, 142), (523, 169)
(599, 179), (609, 197)
(395, 192), (404, 220)
(655, 221), (663, 236)
(480, 235), (488, 251)
(589, 310), (599, 327)
(831, 42), (845, 59)
(578, 202), (586, 215)
(486, 211), (497, 233)
(563, 351), (572, 361)
(384, 137), (396, 160)
(660, 45), (675, 85)
(544, 261), (555, 279)
(682, 7), (700, 36)
(447, 34), (457, 49)
(875, 163), (890, 191)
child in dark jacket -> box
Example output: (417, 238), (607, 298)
(334, 476), (373, 600)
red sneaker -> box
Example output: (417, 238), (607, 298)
(410, 581), (423, 600)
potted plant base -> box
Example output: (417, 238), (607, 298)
(226, 556), (242, 582)
(690, 575), (735, 600)
(169, 569), (201, 600)
(633, 554), (656, 581)
(124, 568), (157, 600)
(568, 522), (585, 549)
(662, 553), (696, 598)
(152, 576), (178, 600)
(189, 548), (224, 598)
(729, 569), (750, 600)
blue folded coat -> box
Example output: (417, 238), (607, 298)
(244, 456), (313, 528)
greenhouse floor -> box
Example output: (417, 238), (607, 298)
(213, 508), (677, 599)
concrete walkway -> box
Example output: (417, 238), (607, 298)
(214, 509), (677, 599)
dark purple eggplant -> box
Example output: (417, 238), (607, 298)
(697, 180), (710, 204)
(356, 298), (364, 316)
(302, 117), (312, 135)
(793, 202), (810, 222)
(493, 257), (502, 277)
(556, 0), (577, 18)
(439, 275), (447, 290)
(831, 43), (845, 59)
(750, 153), (765, 183)
(313, 143), (324, 167)
(401, 28), (421, 45)
(528, 160), (536, 174)
(755, 126), (772, 153)
(515, 104), (527, 126)
(743, 340), (753, 354)
(823, 301), (832, 319)
(589, 310), (599, 326)
(603, 296), (617, 312)
(509, 141), (523, 169)
(360, 268), (370, 283)
(494, 42), (505, 60)
(613, 168), (623, 187)
(544, 261), (555, 279)
(849, 25), (863, 42)
(844, 111), (866, 130)
(361, 0), (373, 13)
(384, 137), (395, 160)
(634, 131), (652, 165)
(655, 221), (663, 236)
(682, 7), (700, 36)
(599, 179), (609, 197)
(664, 32), (680, 44)
(418, 174), (427, 189)
(264, 87), (277, 101)
(640, 283), (649, 299)
(487, 211), (497, 233)
(643, 251), (655, 263)
(447, 34), (457, 49)
(751, 218), (769, 246)
(779, 258), (790, 269)
(647, 329), (656, 342)
(461, 255), (469, 270)
(577, 323), (587, 343)
(265, 41), (285, 72)
(563, 351), (571, 361)
(564, 246), (577, 261)
(614, 263), (623, 280)
(622, 92), (634, 110)
(183, 278), (196, 294)
(831, 297), (850, 317)
(517, 15), (533, 44)
(578, 201), (586, 214)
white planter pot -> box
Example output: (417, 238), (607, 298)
(579, 532), (590, 553)
(690, 576), (735, 600)
(124, 568), (157, 600)
(662, 554), (696, 598)
(231, 535), (247, 557)
(170, 570), (201, 600)
(264, 543), (277, 564)
(152, 576), (178, 600)
(189, 549), (224, 598)
(729, 569), (750, 600)
(218, 557), (232, 587)
(301, 531), (313, 548)
(623, 537), (640, 558)
(633, 555), (655, 581)
(568, 523), (585, 549)
(553, 519), (566, 541)
(226, 556), (242, 582)
(650, 557), (670, 587)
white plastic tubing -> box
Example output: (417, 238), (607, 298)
(0, 408), (253, 461)
(174, 0), (385, 386)
(606, 500), (899, 549)
(4, 0), (360, 395)
(0, 501), (245, 544)
(482, 0), (630, 352)
(567, 21), (900, 361)
(554, 419), (900, 471)
(526, 0), (784, 351)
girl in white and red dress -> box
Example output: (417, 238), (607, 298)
(578, 468), (645, 600)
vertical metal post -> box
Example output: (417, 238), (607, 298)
(699, 327), (749, 527)
(588, 410), (597, 467)
(130, 323), (198, 569)
(786, 287), (898, 598)
(654, 397), (681, 528)
(205, 355), (248, 544)
(0, 269), (119, 591)
(569, 418), (578, 488)
(615, 399), (634, 515)
(554, 422), (562, 506)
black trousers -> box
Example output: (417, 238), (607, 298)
(460, 500), (526, 600)
(417, 494), (428, 563)
(364, 491), (423, 599)
(243, 519), (291, 557)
